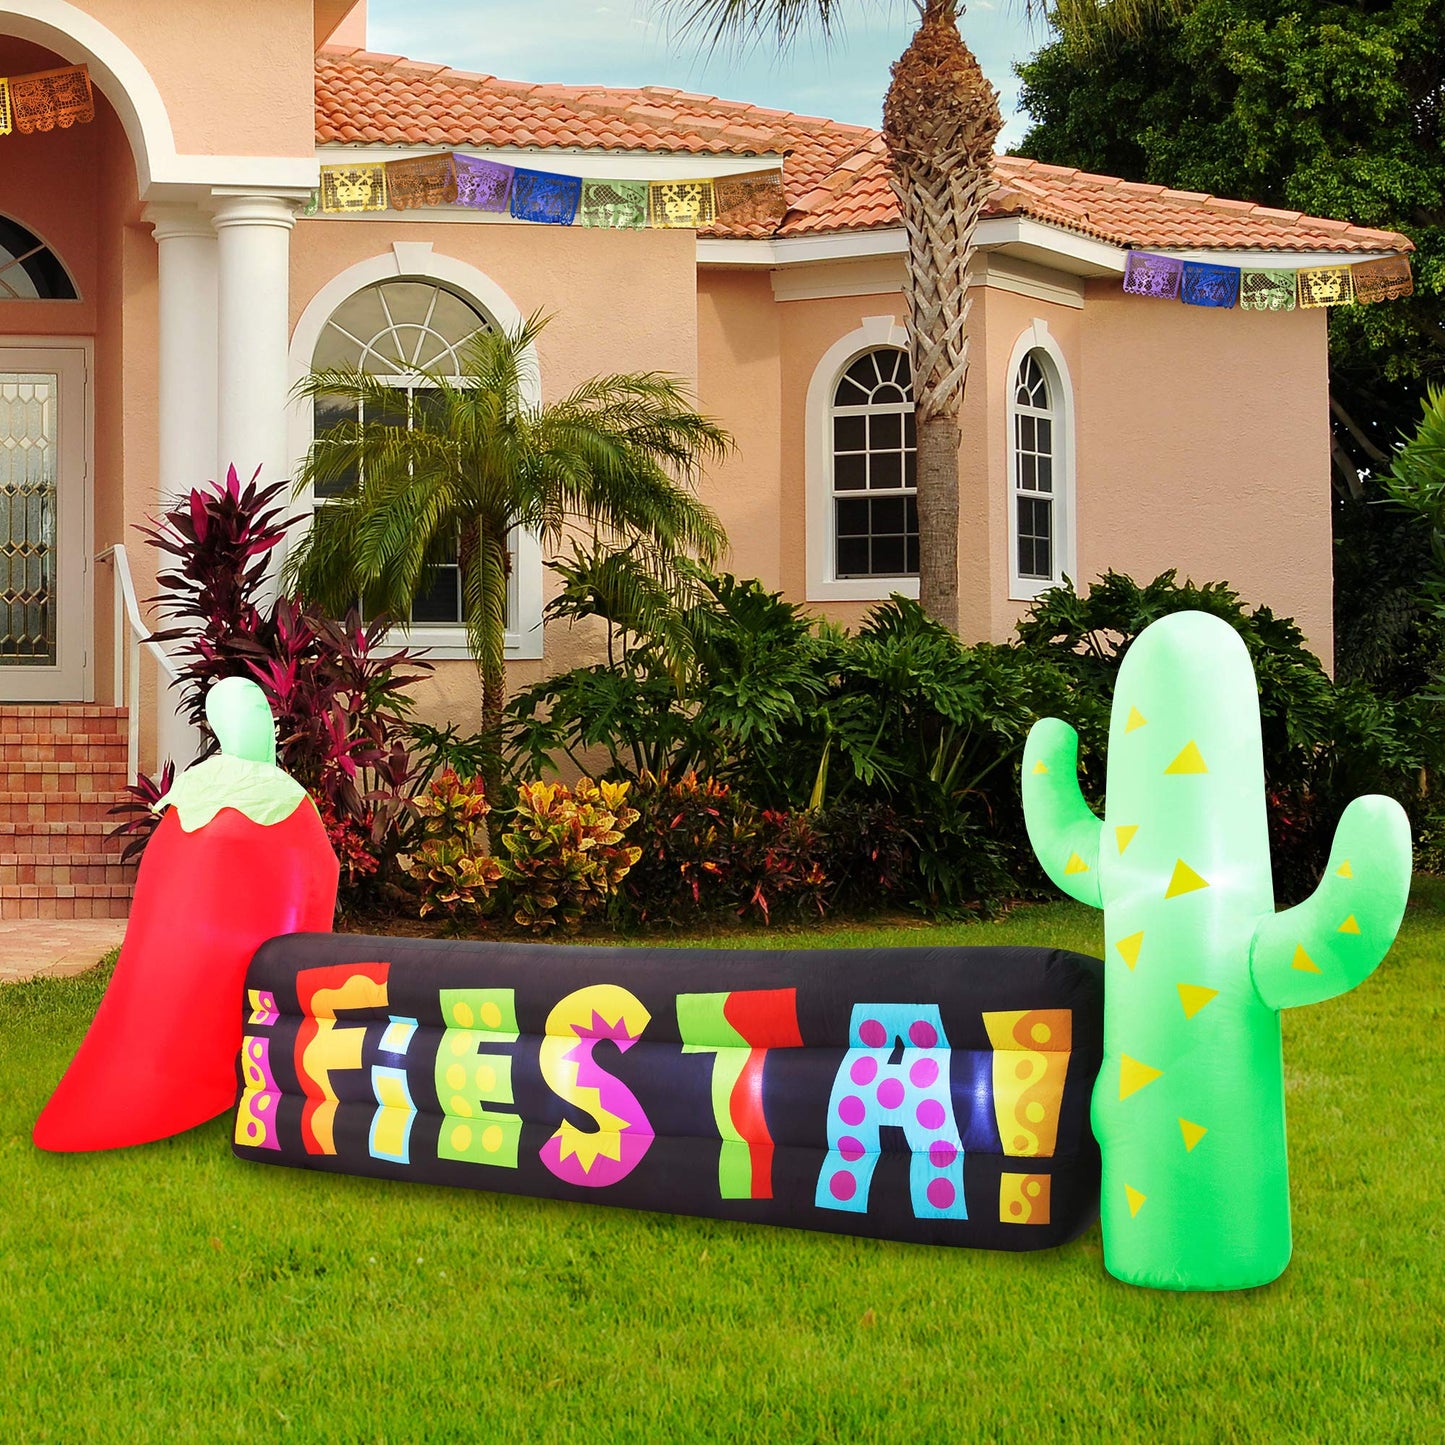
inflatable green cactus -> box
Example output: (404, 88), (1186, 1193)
(1022, 611), (1410, 1291)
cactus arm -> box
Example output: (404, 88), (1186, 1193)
(1250, 794), (1412, 1011)
(1022, 718), (1104, 909)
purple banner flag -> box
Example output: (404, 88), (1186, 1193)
(454, 155), (514, 213)
(1122, 251), (1184, 300)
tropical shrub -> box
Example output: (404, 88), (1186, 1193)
(498, 779), (642, 932)
(122, 468), (431, 905)
(406, 769), (501, 924)
(1018, 570), (1423, 900)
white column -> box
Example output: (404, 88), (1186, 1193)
(210, 191), (298, 489)
(143, 205), (219, 507)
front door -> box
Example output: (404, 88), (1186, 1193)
(0, 345), (88, 700)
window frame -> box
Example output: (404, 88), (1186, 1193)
(287, 246), (543, 661)
(805, 316), (921, 603)
(1005, 321), (1076, 602)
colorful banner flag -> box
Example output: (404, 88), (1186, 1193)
(1122, 252), (1184, 300)
(1181, 261), (1240, 308)
(1239, 269), (1297, 311)
(385, 153), (458, 210)
(454, 155), (514, 212)
(7, 64), (93, 134)
(649, 179), (717, 230)
(1350, 255), (1413, 304)
(319, 163), (388, 214)
(1298, 265), (1355, 308)
(578, 179), (649, 230)
(510, 169), (583, 225)
(713, 169), (788, 228)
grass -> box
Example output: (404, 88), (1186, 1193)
(2, 889), (1442, 1444)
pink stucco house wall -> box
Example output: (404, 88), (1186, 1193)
(0, 1), (1413, 915)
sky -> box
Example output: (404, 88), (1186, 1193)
(366, 1), (1051, 149)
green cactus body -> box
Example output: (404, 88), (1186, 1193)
(1022, 611), (1410, 1291)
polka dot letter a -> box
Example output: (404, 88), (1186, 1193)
(816, 1004), (967, 1221)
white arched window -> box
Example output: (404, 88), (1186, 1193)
(831, 348), (919, 581)
(1006, 324), (1075, 599)
(289, 245), (543, 660)
(310, 278), (491, 626)
(805, 317), (921, 603)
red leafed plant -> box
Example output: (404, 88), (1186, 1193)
(114, 466), (432, 900)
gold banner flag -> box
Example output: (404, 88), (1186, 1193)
(385, 153), (458, 210)
(1297, 265), (1354, 308)
(648, 179), (717, 230)
(8, 64), (93, 134)
(320, 163), (389, 214)
(712, 168), (787, 228)
(1350, 255), (1413, 305)
(0, 78), (12, 137)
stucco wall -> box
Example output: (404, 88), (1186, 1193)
(49, 0), (315, 159)
(286, 218), (700, 728)
(695, 269), (783, 587)
(1077, 280), (1333, 660)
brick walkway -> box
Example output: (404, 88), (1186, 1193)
(0, 917), (126, 984)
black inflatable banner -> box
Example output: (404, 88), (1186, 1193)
(234, 935), (1105, 1251)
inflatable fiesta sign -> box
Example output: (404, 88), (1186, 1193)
(234, 934), (1105, 1251)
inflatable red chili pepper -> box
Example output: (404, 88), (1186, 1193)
(34, 678), (339, 1152)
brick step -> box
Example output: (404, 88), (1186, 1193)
(0, 794), (132, 826)
(3, 769), (131, 795)
(0, 705), (127, 726)
(0, 856), (136, 886)
(0, 884), (131, 920)
(0, 830), (127, 856)
(9, 732), (130, 757)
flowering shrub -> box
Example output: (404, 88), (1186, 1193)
(622, 774), (834, 926)
(498, 778), (642, 932)
(405, 770), (501, 922)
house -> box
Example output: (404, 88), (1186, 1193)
(0, 0), (1413, 918)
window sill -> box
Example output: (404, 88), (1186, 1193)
(807, 576), (921, 604)
(382, 623), (544, 663)
(1008, 577), (1060, 604)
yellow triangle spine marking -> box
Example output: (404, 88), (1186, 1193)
(1064, 852), (1089, 876)
(1336, 860), (1353, 878)
(1119, 1054), (1163, 1100)
(1116, 931), (1144, 971)
(1125, 707), (1147, 733)
(1124, 1184), (1146, 1217)
(1031, 759), (1048, 774)
(1338, 914), (1361, 934)
(1176, 983), (1219, 1019)
(1291, 944), (1322, 974)
(1164, 740), (1208, 774)
(1115, 824), (1138, 854)
(1165, 859), (1209, 899)
(1179, 1119), (1208, 1153)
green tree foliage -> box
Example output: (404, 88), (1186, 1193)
(1016, 0), (1444, 481)
(287, 313), (731, 778)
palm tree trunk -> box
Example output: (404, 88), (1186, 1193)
(459, 519), (510, 803)
(882, 0), (1002, 635)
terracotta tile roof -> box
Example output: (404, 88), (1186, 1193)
(316, 48), (1412, 255)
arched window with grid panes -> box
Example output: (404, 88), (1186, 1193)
(310, 278), (491, 624)
(1012, 351), (1058, 585)
(0, 216), (77, 300)
(830, 348), (918, 580)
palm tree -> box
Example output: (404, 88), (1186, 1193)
(662, 0), (1174, 632)
(289, 312), (731, 772)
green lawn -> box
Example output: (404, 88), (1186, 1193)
(2, 890), (1442, 1443)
